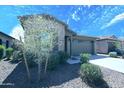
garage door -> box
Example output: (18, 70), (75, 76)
(72, 40), (94, 56)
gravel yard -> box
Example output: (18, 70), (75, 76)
(0, 60), (124, 88)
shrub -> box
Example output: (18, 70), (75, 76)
(115, 49), (123, 56)
(25, 51), (37, 68)
(58, 51), (69, 64)
(12, 50), (23, 63)
(6, 48), (13, 60)
(0, 45), (5, 60)
(122, 55), (124, 59)
(47, 53), (60, 70)
(121, 50), (124, 58)
(109, 52), (117, 58)
(11, 40), (23, 51)
(122, 51), (124, 59)
(80, 63), (103, 85)
(80, 53), (90, 64)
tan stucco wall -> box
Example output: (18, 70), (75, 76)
(96, 39), (123, 54)
(121, 41), (124, 50)
(57, 24), (65, 51)
(96, 40), (108, 54)
(21, 15), (66, 52)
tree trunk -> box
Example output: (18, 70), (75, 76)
(20, 36), (31, 82)
(44, 55), (49, 74)
(22, 50), (31, 82)
(37, 61), (41, 82)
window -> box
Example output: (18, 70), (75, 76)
(6, 40), (9, 48)
(0, 39), (2, 45)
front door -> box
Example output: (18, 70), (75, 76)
(67, 38), (71, 56)
(65, 36), (71, 56)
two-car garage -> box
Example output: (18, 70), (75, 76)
(71, 35), (96, 56)
(72, 40), (94, 56)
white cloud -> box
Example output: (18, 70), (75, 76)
(101, 13), (124, 29)
(71, 12), (80, 21)
(10, 25), (24, 41)
(67, 18), (70, 24)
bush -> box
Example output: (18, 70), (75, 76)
(80, 63), (103, 85)
(25, 51), (37, 68)
(6, 48), (13, 60)
(80, 53), (90, 64)
(11, 40), (23, 51)
(47, 53), (60, 70)
(115, 49), (123, 56)
(122, 55), (124, 59)
(0, 45), (5, 60)
(122, 51), (124, 58)
(109, 52), (117, 58)
(12, 50), (23, 63)
(58, 51), (69, 64)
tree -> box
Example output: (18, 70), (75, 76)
(114, 41), (121, 49)
(12, 35), (31, 82)
(20, 36), (31, 82)
(21, 15), (58, 81)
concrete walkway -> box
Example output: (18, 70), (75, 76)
(0, 59), (18, 84)
(67, 56), (80, 64)
(67, 54), (124, 73)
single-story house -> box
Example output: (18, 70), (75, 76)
(0, 31), (15, 56)
(121, 40), (124, 50)
(96, 35), (123, 54)
(0, 31), (14, 48)
(18, 14), (97, 56)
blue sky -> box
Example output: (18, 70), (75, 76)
(0, 5), (124, 39)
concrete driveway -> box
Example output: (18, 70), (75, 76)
(90, 54), (124, 73)
(67, 54), (124, 73)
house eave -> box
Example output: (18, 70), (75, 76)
(73, 35), (98, 41)
(96, 38), (121, 41)
(0, 31), (15, 39)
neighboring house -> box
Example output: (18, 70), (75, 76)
(96, 35), (123, 54)
(18, 14), (97, 56)
(0, 31), (14, 48)
(120, 40), (124, 50)
(0, 31), (15, 56)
